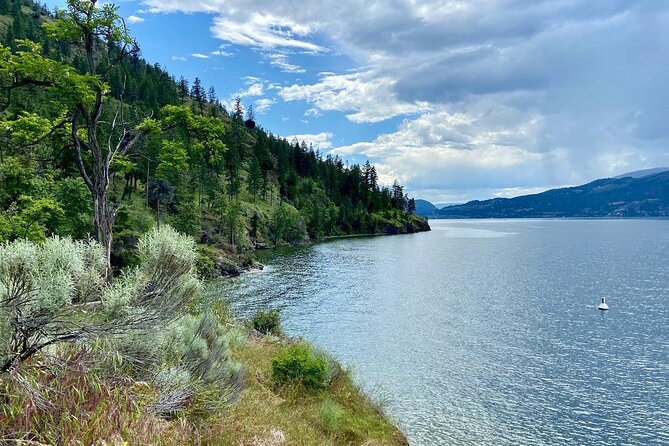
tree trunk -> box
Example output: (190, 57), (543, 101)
(93, 192), (113, 273)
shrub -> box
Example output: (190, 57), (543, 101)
(0, 226), (198, 374)
(152, 310), (244, 419)
(271, 345), (329, 389)
(251, 309), (281, 335)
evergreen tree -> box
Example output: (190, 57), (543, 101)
(190, 77), (205, 113)
(247, 157), (262, 201)
(407, 197), (416, 214)
(245, 104), (255, 122)
(391, 181), (405, 210)
(0, 0), (10, 15)
(3, 23), (16, 52)
(11, 0), (25, 39)
(232, 96), (243, 121)
(207, 85), (217, 104)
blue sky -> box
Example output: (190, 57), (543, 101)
(44, 1), (669, 203)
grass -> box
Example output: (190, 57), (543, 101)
(0, 329), (408, 446)
(204, 334), (409, 446)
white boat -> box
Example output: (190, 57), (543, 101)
(598, 297), (609, 311)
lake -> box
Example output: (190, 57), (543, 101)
(211, 219), (669, 445)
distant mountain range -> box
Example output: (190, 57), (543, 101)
(416, 168), (669, 218)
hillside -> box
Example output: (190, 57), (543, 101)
(434, 171), (669, 218)
(0, 1), (419, 444)
(614, 167), (669, 179)
(0, 0), (429, 275)
(414, 198), (439, 217)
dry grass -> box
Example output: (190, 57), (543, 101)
(0, 333), (408, 446)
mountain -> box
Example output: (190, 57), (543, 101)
(434, 171), (669, 218)
(414, 199), (439, 216)
(615, 167), (669, 179)
(435, 202), (461, 209)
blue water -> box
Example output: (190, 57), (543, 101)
(212, 219), (669, 445)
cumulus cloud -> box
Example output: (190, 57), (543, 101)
(266, 53), (305, 73)
(191, 53), (210, 59)
(280, 71), (430, 123)
(143, 0), (669, 200)
(284, 132), (334, 150)
(238, 82), (264, 97)
(127, 15), (145, 23)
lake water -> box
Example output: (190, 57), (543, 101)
(211, 219), (669, 445)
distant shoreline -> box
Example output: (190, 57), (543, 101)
(425, 216), (669, 220)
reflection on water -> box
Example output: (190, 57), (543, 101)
(210, 219), (669, 445)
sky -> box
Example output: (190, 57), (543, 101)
(44, 0), (669, 203)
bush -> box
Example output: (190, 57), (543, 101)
(271, 345), (329, 389)
(251, 309), (281, 335)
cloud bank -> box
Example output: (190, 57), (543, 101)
(142, 0), (669, 200)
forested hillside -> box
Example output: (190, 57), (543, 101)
(0, 2), (416, 443)
(433, 172), (669, 218)
(0, 0), (428, 275)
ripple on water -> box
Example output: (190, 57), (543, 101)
(212, 219), (669, 445)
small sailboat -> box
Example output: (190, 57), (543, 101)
(598, 297), (609, 311)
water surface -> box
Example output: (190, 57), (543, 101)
(212, 219), (669, 445)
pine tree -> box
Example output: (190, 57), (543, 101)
(4, 23), (16, 52)
(391, 181), (404, 210)
(11, 0), (25, 39)
(407, 197), (416, 214)
(0, 0), (10, 15)
(208, 85), (217, 104)
(245, 104), (255, 122)
(178, 76), (189, 102)
(232, 96), (243, 121)
(247, 157), (262, 201)
(190, 77), (205, 113)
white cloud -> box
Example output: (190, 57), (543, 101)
(330, 106), (566, 199)
(266, 53), (305, 73)
(210, 13), (322, 51)
(284, 132), (333, 150)
(254, 98), (275, 114)
(238, 82), (264, 97)
(191, 53), (210, 59)
(143, 0), (669, 199)
(127, 15), (145, 23)
(279, 71), (430, 123)
(211, 50), (233, 57)
(171, 56), (187, 61)
(305, 108), (321, 118)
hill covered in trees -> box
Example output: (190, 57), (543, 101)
(0, 1), (418, 444)
(0, 0), (428, 275)
(433, 171), (669, 218)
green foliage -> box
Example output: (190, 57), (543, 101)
(271, 344), (330, 389)
(54, 177), (93, 238)
(195, 245), (217, 278)
(319, 398), (346, 433)
(0, 226), (199, 373)
(271, 204), (308, 245)
(0, 156), (33, 207)
(0, 0), (426, 262)
(156, 140), (189, 180)
(44, 0), (135, 51)
(152, 310), (243, 418)
(251, 309), (281, 335)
